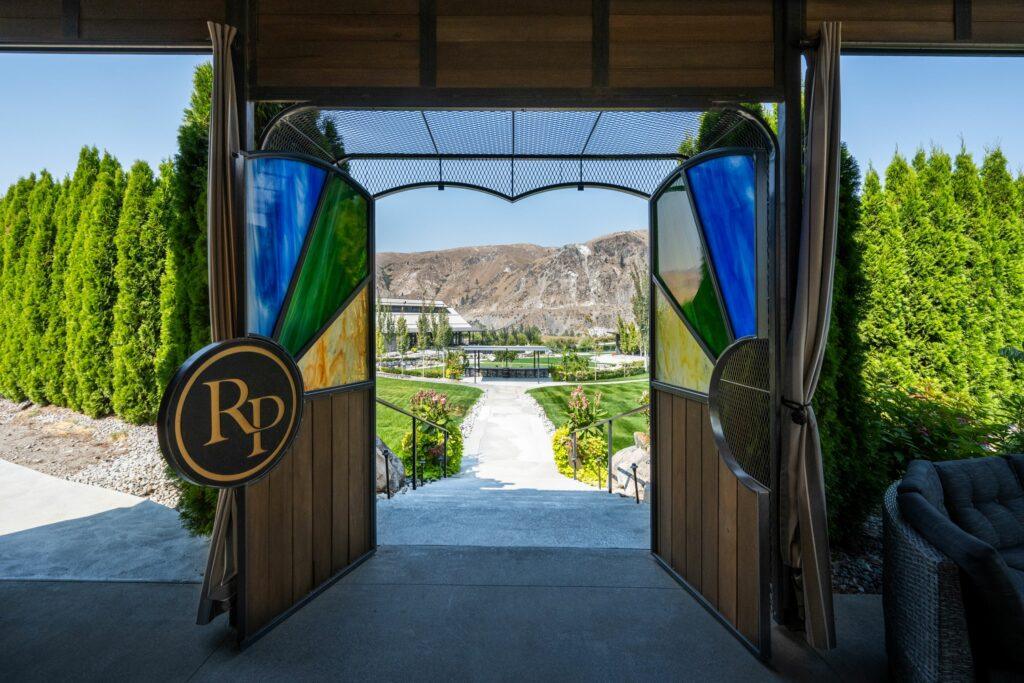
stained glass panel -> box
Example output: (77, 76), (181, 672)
(277, 175), (369, 356)
(297, 286), (369, 390)
(654, 178), (730, 356)
(654, 287), (714, 394)
(245, 157), (327, 336)
(686, 153), (757, 338)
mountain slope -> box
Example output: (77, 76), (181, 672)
(376, 230), (648, 334)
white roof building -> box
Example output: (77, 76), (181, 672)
(379, 298), (475, 334)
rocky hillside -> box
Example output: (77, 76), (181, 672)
(376, 230), (648, 334)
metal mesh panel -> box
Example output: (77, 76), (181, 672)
(582, 111), (704, 155)
(260, 107), (772, 200)
(425, 110), (511, 155)
(347, 159), (440, 196)
(514, 110), (599, 155)
(441, 157), (513, 197)
(582, 158), (679, 196)
(512, 158), (584, 196)
(711, 337), (771, 489)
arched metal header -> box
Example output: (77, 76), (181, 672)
(261, 107), (775, 202)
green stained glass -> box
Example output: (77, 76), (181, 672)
(277, 176), (368, 356)
(654, 179), (730, 356)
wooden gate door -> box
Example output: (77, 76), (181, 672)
(235, 153), (376, 643)
(648, 149), (774, 659)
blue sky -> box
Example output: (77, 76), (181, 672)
(1, 53), (1021, 252)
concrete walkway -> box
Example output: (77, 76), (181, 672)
(377, 380), (650, 547)
(0, 545), (888, 681)
(0, 459), (206, 582)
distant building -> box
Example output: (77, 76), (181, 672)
(379, 298), (475, 347)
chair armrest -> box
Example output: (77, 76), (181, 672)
(884, 483), (973, 682)
(899, 491), (1021, 601)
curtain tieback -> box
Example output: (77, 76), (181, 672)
(781, 398), (811, 425)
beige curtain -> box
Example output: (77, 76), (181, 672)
(207, 21), (240, 342)
(782, 21), (841, 650)
(197, 21), (241, 625)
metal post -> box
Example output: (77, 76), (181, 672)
(571, 432), (578, 480)
(443, 431), (449, 478)
(607, 421), (614, 493)
(631, 463), (640, 503)
(411, 417), (418, 490)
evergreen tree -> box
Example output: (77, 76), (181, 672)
(180, 67), (212, 355)
(157, 63), (211, 387)
(886, 153), (945, 390)
(857, 165), (912, 389)
(435, 307), (452, 349)
(417, 301), (433, 350)
(814, 144), (882, 543)
(0, 175), (36, 398)
(66, 155), (124, 416)
(18, 172), (60, 403)
(913, 148), (972, 394)
(952, 147), (1001, 406)
(41, 147), (100, 404)
(630, 265), (648, 355)
(112, 161), (162, 423)
(980, 149), (1024, 403)
(396, 316), (409, 359)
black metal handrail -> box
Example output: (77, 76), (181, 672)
(567, 404), (649, 495)
(375, 397), (452, 497)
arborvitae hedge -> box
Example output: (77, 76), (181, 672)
(112, 161), (160, 423)
(19, 172), (59, 404)
(41, 148), (100, 405)
(0, 63), (211, 428)
(0, 176), (36, 398)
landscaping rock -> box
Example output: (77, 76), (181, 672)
(376, 437), (405, 494)
(610, 440), (650, 503)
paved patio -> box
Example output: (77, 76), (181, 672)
(0, 544), (887, 681)
(0, 459), (205, 582)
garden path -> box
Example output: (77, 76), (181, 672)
(376, 380), (650, 548)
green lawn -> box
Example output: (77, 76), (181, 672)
(375, 377), (483, 456)
(527, 379), (649, 452)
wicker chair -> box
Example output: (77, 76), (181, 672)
(883, 483), (974, 682)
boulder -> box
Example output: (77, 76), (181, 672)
(376, 437), (405, 494)
(610, 434), (650, 503)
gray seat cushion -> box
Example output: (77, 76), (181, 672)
(933, 457), (1024, 550)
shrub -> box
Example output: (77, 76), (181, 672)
(399, 389), (464, 481)
(552, 425), (607, 486)
(567, 384), (604, 431)
(550, 359), (645, 382)
(444, 350), (465, 380)
(168, 467), (219, 536)
(547, 386), (609, 486)
(872, 383), (1006, 479)
(493, 349), (519, 363)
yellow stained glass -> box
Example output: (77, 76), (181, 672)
(654, 287), (714, 393)
(297, 287), (369, 391)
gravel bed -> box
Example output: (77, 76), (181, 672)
(831, 511), (883, 594)
(458, 388), (487, 440)
(0, 398), (179, 508)
(525, 393), (556, 435)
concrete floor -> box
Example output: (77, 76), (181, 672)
(378, 381), (650, 548)
(0, 459), (206, 582)
(0, 545), (888, 681)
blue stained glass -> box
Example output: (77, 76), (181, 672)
(245, 157), (327, 336)
(685, 154), (757, 338)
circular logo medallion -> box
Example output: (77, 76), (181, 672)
(157, 336), (304, 488)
